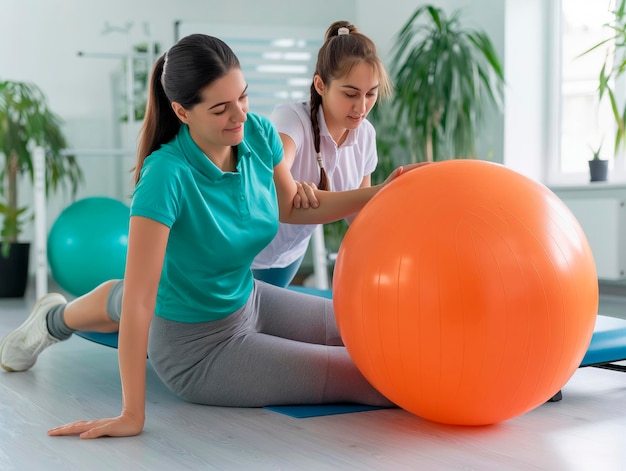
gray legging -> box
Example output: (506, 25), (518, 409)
(106, 280), (393, 408)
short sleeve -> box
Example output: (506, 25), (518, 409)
(131, 153), (183, 228)
(265, 116), (284, 168)
(270, 103), (307, 155)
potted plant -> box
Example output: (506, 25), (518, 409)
(588, 143), (609, 182)
(0, 79), (83, 297)
(386, 4), (505, 162)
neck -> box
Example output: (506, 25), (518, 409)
(327, 127), (348, 147)
(207, 146), (237, 172)
(320, 106), (349, 146)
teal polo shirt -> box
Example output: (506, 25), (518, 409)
(131, 113), (282, 322)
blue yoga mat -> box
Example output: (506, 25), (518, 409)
(264, 403), (392, 418)
(580, 314), (626, 366)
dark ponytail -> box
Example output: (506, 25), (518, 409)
(135, 55), (180, 183)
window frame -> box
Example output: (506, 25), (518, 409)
(547, 0), (626, 185)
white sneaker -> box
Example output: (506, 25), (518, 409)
(0, 293), (68, 372)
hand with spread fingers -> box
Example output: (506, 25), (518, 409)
(48, 413), (144, 439)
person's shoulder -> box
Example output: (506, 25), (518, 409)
(272, 101), (309, 120)
(354, 117), (376, 141)
(244, 112), (277, 139)
(274, 101), (308, 113)
(146, 143), (184, 165)
(142, 143), (188, 178)
(361, 117), (376, 134)
(244, 112), (282, 148)
(245, 111), (272, 128)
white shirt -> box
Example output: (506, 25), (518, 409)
(252, 101), (378, 269)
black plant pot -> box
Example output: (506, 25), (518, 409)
(589, 159), (609, 182)
(0, 242), (30, 298)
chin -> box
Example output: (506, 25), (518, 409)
(227, 131), (244, 145)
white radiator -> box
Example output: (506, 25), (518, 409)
(560, 197), (626, 280)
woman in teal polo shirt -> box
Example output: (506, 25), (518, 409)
(0, 34), (410, 439)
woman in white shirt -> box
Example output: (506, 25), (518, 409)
(252, 20), (392, 286)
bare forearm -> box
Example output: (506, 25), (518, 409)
(117, 306), (151, 423)
(280, 184), (379, 225)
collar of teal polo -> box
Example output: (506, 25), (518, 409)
(178, 124), (251, 181)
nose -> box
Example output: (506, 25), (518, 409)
(232, 102), (248, 122)
(354, 96), (367, 114)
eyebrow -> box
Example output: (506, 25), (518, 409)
(340, 84), (380, 92)
(208, 84), (249, 110)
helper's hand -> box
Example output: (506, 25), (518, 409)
(293, 181), (320, 209)
(381, 162), (431, 187)
(48, 412), (144, 439)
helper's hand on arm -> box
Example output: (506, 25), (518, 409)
(380, 162), (431, 188)
(292, 181), (319, 209)
(275, 159), (432, 225)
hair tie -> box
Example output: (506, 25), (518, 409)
(338, 27), (350, 36)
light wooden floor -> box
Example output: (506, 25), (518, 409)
(1, 282), (625, 471)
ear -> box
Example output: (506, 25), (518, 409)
(171, 102), (189, 124)
(313, 75), (326, 96)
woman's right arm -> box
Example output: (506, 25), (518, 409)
(48, 215), (169, 439)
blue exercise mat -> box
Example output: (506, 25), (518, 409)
(75, 330), (120, 348)
(264, 403), (392, 418)
(580, 314), (626, 367)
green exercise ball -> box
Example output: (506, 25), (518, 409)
(48, 197), (129, 297)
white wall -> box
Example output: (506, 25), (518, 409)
(551, 183), (626, 281)
(503, 0), (551, 181)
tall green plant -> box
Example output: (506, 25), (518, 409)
(581, 0), (626, 157)
(0, 80), (83, 247)
(389, 5), (505, 162)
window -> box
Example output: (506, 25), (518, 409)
(556, 0), (618, 180)
(174, 22), (322, 117)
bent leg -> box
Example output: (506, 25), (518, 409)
(253, 280), (342, 346)
(63, 279), (122, 332)
(198, 333), (390, 407)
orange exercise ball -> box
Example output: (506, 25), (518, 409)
(333, 160), (598, 426)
